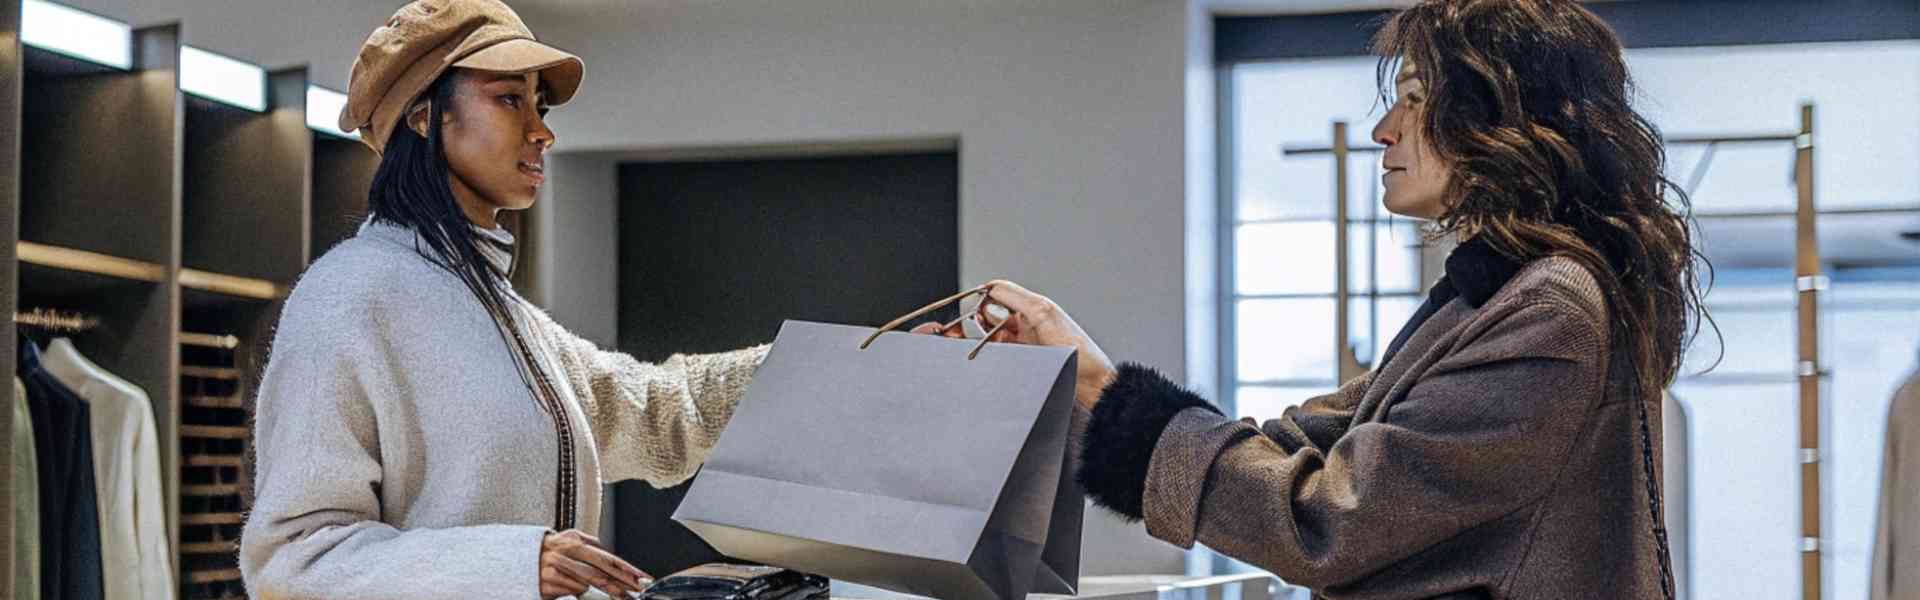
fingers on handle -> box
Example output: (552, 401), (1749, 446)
(973, 297), (1021, 343)
(979, 280), (1050, 316)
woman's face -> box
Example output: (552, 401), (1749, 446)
(1371, 62), (1452, 220)
(410, 69), (555, 227)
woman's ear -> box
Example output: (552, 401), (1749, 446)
(404, 100), (432, 139)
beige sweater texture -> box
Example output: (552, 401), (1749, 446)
(239, 221), (767, 599)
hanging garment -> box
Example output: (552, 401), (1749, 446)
(1871, 363), (1920, 600)
(18, 338), (106, 600)
(13, 377), (41, 600)
(40, 337), (177, 600)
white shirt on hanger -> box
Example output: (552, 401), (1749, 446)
(39, 337), (176, 600)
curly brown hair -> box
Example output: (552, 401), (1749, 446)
(1373, 0), (1718, 597)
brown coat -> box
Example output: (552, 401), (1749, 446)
(1090, 256), (1666, 599)
(1871, 367), (1920, 600)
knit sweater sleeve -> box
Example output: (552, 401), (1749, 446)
(240, 273), (548, 600)
(531, 309), (770, 488)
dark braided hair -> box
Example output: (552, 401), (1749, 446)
(1374, 1), (1724, 597)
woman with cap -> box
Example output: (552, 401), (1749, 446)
(239, 1), (762, 598)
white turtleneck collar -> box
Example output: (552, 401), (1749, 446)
(358, 218), (516, 277)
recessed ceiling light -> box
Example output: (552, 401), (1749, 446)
(305, 86), (360, 140)
(22, 0), (132, 70)
(181, 45), (266, 112)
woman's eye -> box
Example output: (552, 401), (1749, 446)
(501, 95), (521, 108)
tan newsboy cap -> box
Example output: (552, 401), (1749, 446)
(340, 0), (584, 154)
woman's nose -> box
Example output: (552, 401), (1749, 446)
(528, 118), (555, 150)
(1371, 112), (1398, 147)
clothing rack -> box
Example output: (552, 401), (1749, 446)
(18, 241), (169, 283)
(179, 332), (240, 350)
(15, 308), (100, 332)
(1282, 102), (1821, 600)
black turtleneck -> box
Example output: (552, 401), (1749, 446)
(1376, 236), (1525, 370)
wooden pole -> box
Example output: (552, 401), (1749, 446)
(1793, 102), (1822, 600)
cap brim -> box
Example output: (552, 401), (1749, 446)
(451, 38), (584, 106)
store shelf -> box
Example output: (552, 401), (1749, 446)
(178, 541), (236, 555)
(179, 424), (247, 440)
(180, 365), (242, 380)
(17, 249), (175, 307)
(186, 394), (245, 410)
(179, 268), (283, 300)
(18, 241), (167, 282)
(184, 455), (244, 468)
(181, 483), (241, 496)
(180, 331), (241, 349)
(179, 512), (244, 526)
(18, 257), (162, 304)
(184, 567), (241, 584)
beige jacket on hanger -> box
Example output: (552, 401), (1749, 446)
(13, 377), (39, 600)
(38, 337), (174, 600)
(1872, 364), (1920, 600)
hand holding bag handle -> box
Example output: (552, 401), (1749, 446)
(860, 284), (1013, 360)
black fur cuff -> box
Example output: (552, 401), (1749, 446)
(1076, 362), (1223, 521)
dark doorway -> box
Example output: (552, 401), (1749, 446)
(612, 151), (960, 576)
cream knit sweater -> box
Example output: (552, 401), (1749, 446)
(239, 220), (768, 599)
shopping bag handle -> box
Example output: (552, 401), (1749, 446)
(860, 284), (1012, 360)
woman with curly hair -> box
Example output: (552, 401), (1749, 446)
(936, 1), (1712, 597)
